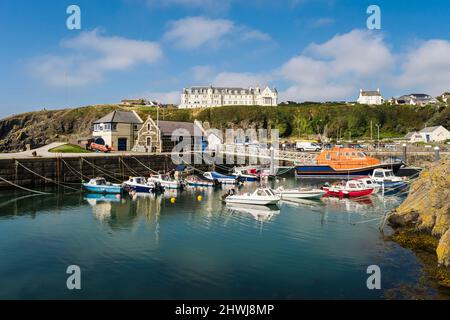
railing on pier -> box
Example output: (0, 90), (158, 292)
(215, 144), (317, 165)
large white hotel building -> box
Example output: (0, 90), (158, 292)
(178, 85), (278, 109)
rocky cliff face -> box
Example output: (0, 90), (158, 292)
(389, 157), (450, 267)
(0, 105), (117, 152)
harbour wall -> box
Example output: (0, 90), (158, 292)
(0, 154), (211, 189)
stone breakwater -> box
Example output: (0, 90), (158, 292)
(388, 157), (450, 286)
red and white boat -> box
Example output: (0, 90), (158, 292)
(322, 180), (374, 198)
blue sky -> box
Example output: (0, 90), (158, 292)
(0, 0), (449, 118)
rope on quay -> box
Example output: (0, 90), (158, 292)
(61, 158), (90, 181)
(80, 158), (122, 182)
(132, 157), (159, 174)
(119, 158), (141, 177)
(0, 176), (52, 195)
(15, 161), (81, 192)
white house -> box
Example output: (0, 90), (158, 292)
(404, 126), (450, 143)
(404, 131), (424, 143)
(395, 94), (438, 106)
(419, 126), (450, 142)
(441, 92), (450, 103)
(92, 110), (143, 151)
(179, 85), (278, 109)
(357, 89), (383, 105)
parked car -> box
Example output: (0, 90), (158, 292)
(296, 141), (322, 152)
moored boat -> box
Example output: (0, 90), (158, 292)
(82, 177), (123, 194)
(231, 167), (260, 182)
(370, 169), (409, 195)
(203, 171), (240, 185)
(224, 188), (280, 205)
(274, 186), (326, 199)
(322, 180), (374, 198)
(355, 177), (382, 193)
(295, 147), (403, 178)
(122, 176), (163, 193)
(185, 175), (217, 187)
(148, 174), (183, 189)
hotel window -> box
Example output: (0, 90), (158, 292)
(104, 123), (111, 131)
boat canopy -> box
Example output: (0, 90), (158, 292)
(316, 147), (380, 169)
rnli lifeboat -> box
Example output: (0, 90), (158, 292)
(295, 147), (403, 178)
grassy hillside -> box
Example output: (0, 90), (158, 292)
(0, 103), (449, 152)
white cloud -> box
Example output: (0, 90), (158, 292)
(29, 30), (163, 87)
(278, 29), (394, 101)
(164, 17), (234, 49)
(164, 16), (271, 50)
(396, 40), (450, 95)
(212, 72), (271, 88)
(240, 29), (272, 42)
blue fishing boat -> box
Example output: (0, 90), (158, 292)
(82, 177), (123, 194)
(122, 177), (163, 193)
(370, 169), (409, 195)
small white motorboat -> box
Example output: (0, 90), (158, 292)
(82, 177), (123, 194)
(224, 188), (280, 205)
(356, 177), (382, 193)
(274, 186), (326, 199)
(148, 174), (183, 189)
(370, 169), (409, 194)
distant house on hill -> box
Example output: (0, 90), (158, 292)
(92, 110), (143, 151)
(441, 92), (450, 103)
(121, 99), (160, 106)
(394, 94), (438, 106)
(419, 126), (450, 142)
(356, 89), (383, 105)
(179, 85), (278, 108)
(404, 126), (450, 143)
(404, 131), (424, 143)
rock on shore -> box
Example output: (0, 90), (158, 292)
(389, 157), (450, 266)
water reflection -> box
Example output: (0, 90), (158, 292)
(0, 179), (430, 300)
(226, 203), (280, 222)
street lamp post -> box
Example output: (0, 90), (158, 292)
(375, 124), (381, 151)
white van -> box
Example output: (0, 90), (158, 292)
(296, 141), (322, 152)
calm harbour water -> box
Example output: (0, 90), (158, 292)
(0, 177), (440, 299)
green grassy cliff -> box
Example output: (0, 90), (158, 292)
(1, 103), (449, 152)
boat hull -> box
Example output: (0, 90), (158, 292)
(279, 190), (326, 199)
(323, 187), (373, 198)
(186, 181), (215, 187)
(379, 181), (409, 195)
(225, 198), (280, 205)
(295, 163), (403, 178)
(231, 174), (259, 182)
(123, 184), (155, 193)
(83, 184), (122, 194)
